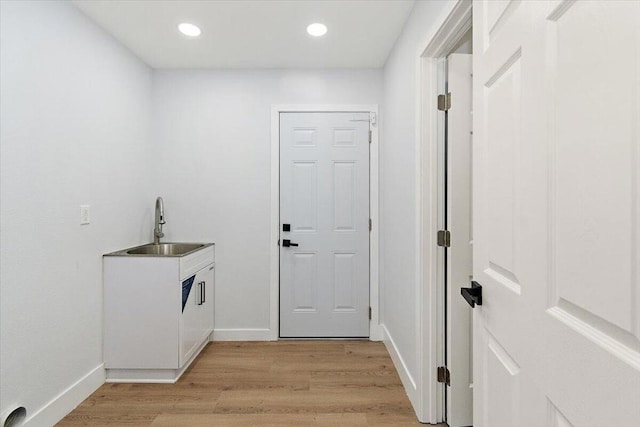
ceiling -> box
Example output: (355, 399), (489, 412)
(72, 0), (415, 69)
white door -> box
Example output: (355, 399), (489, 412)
(446, 53), (473, 427)
(473, 1), (640, 426)
(279, 112), (370, 338)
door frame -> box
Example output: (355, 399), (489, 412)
(417, 0), (472, 423)
(269, 104), (382, 341)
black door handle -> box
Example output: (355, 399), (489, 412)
(282, 239), (299, 247)
(461, 281), (482, 308)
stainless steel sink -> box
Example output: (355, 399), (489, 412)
(105, 242), (212, 257)
(127, 243), (204, 256)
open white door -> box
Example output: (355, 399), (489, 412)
(446, 53), (473, 427)
(472, 1), (640, 426)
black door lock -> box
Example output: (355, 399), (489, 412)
(461, 281), (482, 308)
(282, 239), (298, 247)
(283, 224), (291, 232)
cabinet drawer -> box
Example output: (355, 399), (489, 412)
(180, 245), (215, 279)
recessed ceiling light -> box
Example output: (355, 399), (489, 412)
(178, 22), (201, 37)
(307, 23), (328, 37)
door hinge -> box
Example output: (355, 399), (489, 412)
(437, 92), (451, 111)
(369, 218), (372, 231)
(369, 306), (372, 320)
(438, 366), (451, 385)
(437, 230), (451, 247)
(437, 366), (450, 386)
(368, 130), (372, 143)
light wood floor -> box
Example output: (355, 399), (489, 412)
(57, 341), (443, 426)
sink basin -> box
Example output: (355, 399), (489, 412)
(126, 243), (205, 256)
(104, 242), (213, 258)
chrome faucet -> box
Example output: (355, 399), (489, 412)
(154, 197), (165, 244)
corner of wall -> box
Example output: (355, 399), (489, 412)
(23, 365), (105, 427)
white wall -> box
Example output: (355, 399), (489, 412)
(152, 69), (382, 338)
(380, 0), (456, 420)
(452, 28), (473, 54)
(0, 1), (153, 424)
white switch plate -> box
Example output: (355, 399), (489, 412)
(80, 205), (90, 225)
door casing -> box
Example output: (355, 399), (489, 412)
(417, 0), (473, 423)
(269, 104), (381, 342)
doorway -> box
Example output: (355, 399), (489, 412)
(279, 112), (370, 338)
(269, 105), (381, 340)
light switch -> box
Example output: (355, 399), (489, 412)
(80, 205), (90, 225)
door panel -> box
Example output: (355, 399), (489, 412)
(333, 128), (356, 146)
(549, 0), (638, 335)
(293, 128), (317, 146)
(548, 402), (574, 427)
(292, 162), (317, 232)
(292, 252), (317, 312)
(280, 112), (370, 338)
(484, 52), (521, 294)
(333, 252), (356, 311)
(473, 1), (640, 426)
(484, 330), (520, 427)
(484, 0), (520, 45)
(333, 162), (356, 231)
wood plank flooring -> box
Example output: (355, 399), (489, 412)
(57, 341), (438, 426)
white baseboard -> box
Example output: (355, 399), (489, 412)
(382, 325), (420, 413)
(212, 328), (273, 341)
(24, 364), (105, 427)
(211, 327), (382, 342)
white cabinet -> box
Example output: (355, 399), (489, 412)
(103, 244), (214, 383)
(180, 263), (214, 366)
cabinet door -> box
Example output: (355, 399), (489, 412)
(180, 263), (215, 366)
(180, 274), (201, 366)
(196, 264), (215, 344)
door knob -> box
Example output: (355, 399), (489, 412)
(282, 239), (299, 247)
(461, 281), (482, 308)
